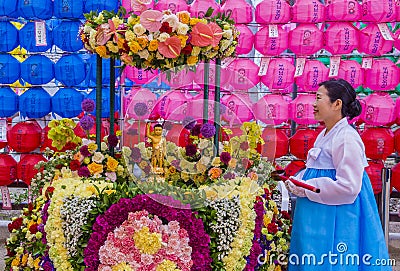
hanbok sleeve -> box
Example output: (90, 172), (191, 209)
(304, 129), (364, 205)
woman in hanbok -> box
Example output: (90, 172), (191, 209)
(286, 79), (391, 270)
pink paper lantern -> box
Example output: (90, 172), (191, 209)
(221, 94), (253, 126)
(326, 0), (362, 21)
(364, 58), (399, 91)
(166, 123), (190, 147)
(227, 59), (260, 90)
(291, 0), (326, 23)
(360, 92), (395, 126)
(261, 58), (295, 90)
(288, 24), (324, 56)
(235, 24), (254, 55)
(154, 0), (189, 13)
(361, 127), (394, 160)
(289, 128), (318, 160)
(254, 25), (289, 56)
(124, 66), (158, 85)
(159, 90), (192, 121)
(289, 93), (319, 125)
(121, 0), (154, 16)
(194, 61), (231, 88)
(123, 122), (147, 148)
(261, 128), (289, 160)
(331, 60), (364, 89)
(161, 69), (195, 88)
(189, 0), (220, 18)
(254, 94), (289, 125)
(393, 28), (400, 51)
(358, 24), (393, 56)
(255, 0), (291, 24)
(187, 92), (216, 121)
(221, 0), (253, 24)
(361, 0), (397, 22)
(324, 22), (359, 55)
(125, 87), (157, 120)
(295, 60), (329, 92)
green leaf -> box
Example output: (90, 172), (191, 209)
(205, 7), (214, 18)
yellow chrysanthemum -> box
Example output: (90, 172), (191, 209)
(95, 46), (109, 58)
(112, 262), (133, 271)
(87, 143), (97, 153)
(137, 36), (149, 49)
(133, 226), (162, 254)
(21, 253), (29, 266)
(187, 55), (198, 66)
(129, 41), (141, 53)
(177, 35), (188, 48)
(177, 11), (190, 24)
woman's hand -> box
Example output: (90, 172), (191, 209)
(285, 176), (306, 197)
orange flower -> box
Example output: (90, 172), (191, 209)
(106, 157), (119, 172)
(137, 36), (149, 49)
(178, 11), (190, 24)
(208, 167), (223, 179)
(148, 39), (159, 51)
(95, 46), (109, 58)
(187, 55), (198, 66)
(88, 162), (104, 175)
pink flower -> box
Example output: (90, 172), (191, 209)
(190, 22), (213, 47)
(105, 171), (117, 182)
(158, 36), (182, 58)
(208, 22), (223, 47)
(140, 10), (163, 32)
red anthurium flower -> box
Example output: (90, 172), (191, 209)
(190, 22), (213, 47)
(158, 36), (182, 58)
(208, 22), (223, 47)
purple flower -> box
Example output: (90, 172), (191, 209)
(185, 144), (197, 157)
(81, 98), (95, 112)
(107, 134), (119, 148)
(79, 115), (95, 131)
(134, 102), (148, 117)
(191, 124), (202, 136)
(79, 145), (91, 157)
(200, 123), (216, 138)
(78, 166), (91, 177)
(182, 116), (196, 130)
(131, 147), (142, 163)
(223, 172), (235, 180)
(220, 151), (231, 165)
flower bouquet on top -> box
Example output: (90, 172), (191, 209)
(80, 5), (238, 71)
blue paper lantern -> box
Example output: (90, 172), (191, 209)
(87, 89), (120, 118)
(21, 55), (54, 85)
(0, 22), (18, 52)
(88, 56), (120, 85)
(53, 21), (83, 52)
(52, 88), (84, 118)
(17, 0), (53, 20)
(0, 2), (18, 17)
(0, 54), (20, 84)
(55, 55), (86, 87)
(54, 0), (84, 19)
(84, 0), (119, 13)
(19, 87), (51, 118)
(0, 87), (18, 117)
(19, 22), (53, 52)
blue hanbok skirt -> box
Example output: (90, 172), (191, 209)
(289, 168), (392, 271)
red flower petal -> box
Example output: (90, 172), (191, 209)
(190, 22), (213, 47)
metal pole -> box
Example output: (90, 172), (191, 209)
(381, 167), (391, 248)
(203, 60), (209, 123)
(214, 59), (221, 156)
(96, 55), (102, 149)
(109, 57), (116, 156)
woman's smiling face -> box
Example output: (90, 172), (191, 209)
(313, 85), (341, 122)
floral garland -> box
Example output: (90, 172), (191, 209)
(98, 209), (192, 270)
(80, 7), (238, 71)
(244, 198), (264, 270)
(201, 177), (263, 271)
(84, 194), (212, 271)
(45, 177), (112, 271)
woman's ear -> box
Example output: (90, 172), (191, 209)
(334, 99), (342, 111)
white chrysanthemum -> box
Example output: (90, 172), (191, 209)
(133, 24), (146, 36)
(125, 30), (136, 42)
(157, 32), (170, 42)
(176, 22), (189, 35)
(162, 14), (179, 31)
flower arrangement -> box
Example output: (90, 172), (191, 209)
(47, 118), (82, 151)
(5, 124), (291, 271)
(80, 6), (238, 71)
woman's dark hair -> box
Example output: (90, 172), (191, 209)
(318, 78), (362, 120)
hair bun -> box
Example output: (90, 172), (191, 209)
(347, 99), (362, 120)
